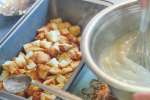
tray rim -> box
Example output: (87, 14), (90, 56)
(0, 0), (42, 46)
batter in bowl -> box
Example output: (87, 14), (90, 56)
(100, 33), (150, 86)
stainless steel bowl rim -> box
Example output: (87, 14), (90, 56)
(81, 0), (150, 92)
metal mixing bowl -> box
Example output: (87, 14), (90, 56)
(82, 0), (150, 99)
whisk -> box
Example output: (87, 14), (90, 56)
(128, 0), (150, 70)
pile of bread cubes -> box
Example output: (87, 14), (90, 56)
(0, 18), (81, 100)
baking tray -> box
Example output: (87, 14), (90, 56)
(0, 0), (111, 99)
(0, 0), (40, 45)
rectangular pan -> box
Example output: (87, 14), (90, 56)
(0, 0), (110, 99)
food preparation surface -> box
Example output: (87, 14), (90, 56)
(0, 0), (118, 99)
